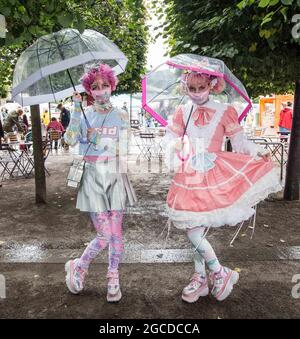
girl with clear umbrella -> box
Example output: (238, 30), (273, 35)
(142, 55), (282, 303)
(64, 64), (136, 302)
(163, 70), (282, 303)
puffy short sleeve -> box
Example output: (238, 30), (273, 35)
(162, 106), (189, 171)
(167, 106), (185, 137)
(223, 106), (243, 137)
(223, 105), (263, 157)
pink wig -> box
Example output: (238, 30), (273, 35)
(80, 64), (118, 94)
(181, 71), (226, 95)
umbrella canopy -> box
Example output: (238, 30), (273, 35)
(142, 54), (252, 126)
(12, 28), (128, 106)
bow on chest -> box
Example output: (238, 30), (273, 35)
(192, 107), (216, 127)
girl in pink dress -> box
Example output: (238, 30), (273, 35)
(163, 71), (282, 303)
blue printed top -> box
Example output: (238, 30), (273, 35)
(64, 102), (130, 158)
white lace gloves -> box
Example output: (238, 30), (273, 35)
(162, 134), (192, 171)
(230, 131), (271, 160)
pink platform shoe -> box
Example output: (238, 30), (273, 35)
(182, 273), (209, 303)
(209, 266), (239, 301)
(65, 258), (88, 294)
(107, 271), (122, 302)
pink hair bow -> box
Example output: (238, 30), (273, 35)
(192, 107), (216, 127)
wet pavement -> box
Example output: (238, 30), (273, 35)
(0, 151), (300, 318)
(1, 244), (300, 264)
(0, 261), (299, 319)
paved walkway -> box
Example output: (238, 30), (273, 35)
(0, 152), (299, 318)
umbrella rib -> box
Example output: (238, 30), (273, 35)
(72, 29), (96, 60)
(34, 33), (78, 59)
(52, 33), (90, 125)
(35, 35), (80, 58)
(35, 38), (44, 92)
(36, 41), (57, 58)
(147, 80), (181, 104)
(58, 30), (86, 53)
(58, 30), (69, 48)
(47, 74), (57, 103)
(46, 41), (57, 103)
(72, 30), (125, 73)
(115, 59), (125, 73)
(177, 93), (186, 107)
(37, 36), (52, 45)
(59, 34), (79, 49)
(182, 104), (194, 137)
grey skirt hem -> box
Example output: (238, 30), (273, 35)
(76, 161), (137, 213)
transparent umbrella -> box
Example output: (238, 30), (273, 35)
(12, 28), (128, 106)
(142, 54), (252, 127)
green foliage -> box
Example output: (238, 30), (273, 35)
(154, 0), (300, 97)
(77, 0), (149, 93)
(0, 0), (148, 98)
(0, 43), (25, 98)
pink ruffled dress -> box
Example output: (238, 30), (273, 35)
(163, 100), (282, 229)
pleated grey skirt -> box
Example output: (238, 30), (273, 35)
(76, 160), (137, 213)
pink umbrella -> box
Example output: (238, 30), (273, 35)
(142, 54), (252, 127)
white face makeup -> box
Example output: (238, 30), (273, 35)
(186, 75), (211, 105)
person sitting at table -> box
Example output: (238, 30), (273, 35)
(3, 108), (25, 134)
(47, 117), (65, 150)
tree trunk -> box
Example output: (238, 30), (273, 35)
(31, 104), (47, 204)
(284, 79), (300, 200)
(130, 94), (132, 122)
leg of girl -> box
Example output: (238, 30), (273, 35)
(65, 211), (111, 294)
(106, 210), (124, 302)
(182, 228), (209, 303)
(187, 227), (239, 302)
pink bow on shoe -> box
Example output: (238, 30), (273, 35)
(192, 107), (216, 127)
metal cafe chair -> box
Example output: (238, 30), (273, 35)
(48, 129), (62, 150)
(25, 140), (51, 177)
(0, 144), (24, 179)
(0, 145), (15, 180)
(138, 132), (160, 161)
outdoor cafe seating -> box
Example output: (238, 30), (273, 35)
(131, 126), (166, 161)
(0, 133), (51, 182)
(48, 129), (63, 150)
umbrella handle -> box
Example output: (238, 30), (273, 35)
(176, 135), (190, 162)
(176, 150), (190, 162)
(176, 104), (194, 163)
(182, 104), (194, 137)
